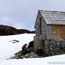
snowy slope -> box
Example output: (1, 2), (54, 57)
(0, 33), (65, 65)
(0, 33), (35, 59)
(0, 55), (65, 65)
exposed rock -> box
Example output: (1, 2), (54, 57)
(9, 47), (39, 59)
(9, 55), (19, 59)
(29, 52), (38, 58)
(9, 39), (19, 43)
(24, 52), (38, 58)
(25, 53), (30, 58)
(9, 52), (39, 59)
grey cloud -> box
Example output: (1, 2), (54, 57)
(0, 0), (65, 30)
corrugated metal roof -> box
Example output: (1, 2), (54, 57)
(40, 10), (65, 25)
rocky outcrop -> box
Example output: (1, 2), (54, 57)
(9, 46), (42, 59)
(9, 52), (40, 59)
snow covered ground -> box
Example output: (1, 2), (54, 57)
(0, 33), (65, 65)
(0, 55), (65, 65)
(0, 33), (35, 59)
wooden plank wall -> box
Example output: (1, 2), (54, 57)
(52, 25), (65, 39)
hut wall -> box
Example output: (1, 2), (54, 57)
(52, 25), (65, 39)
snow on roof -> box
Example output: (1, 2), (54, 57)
(40, 10), (65, 25)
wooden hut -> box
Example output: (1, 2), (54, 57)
(34, 10), (65, 53)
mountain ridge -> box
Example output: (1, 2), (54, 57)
(0, 25), (35, 36)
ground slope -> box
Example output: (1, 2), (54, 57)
(0, 33), (65, 65)
(0, 33), (35, 59)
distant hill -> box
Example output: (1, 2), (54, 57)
(17, 29), (35, 34)
(0, 25), (35, 36)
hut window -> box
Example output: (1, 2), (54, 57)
(39, 17), (42, 34)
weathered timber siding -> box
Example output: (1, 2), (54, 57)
(52, 25), (65, 39)
(47, 25), (52, 39)
(35, 11), (52, 39)
(42, 18), (52, 39)
(35, 11), (42, 36)
(35, 11), (47, 39)
(42, 17), (48, 39)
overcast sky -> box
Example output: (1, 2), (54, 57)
(0, 0), (65, 30)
